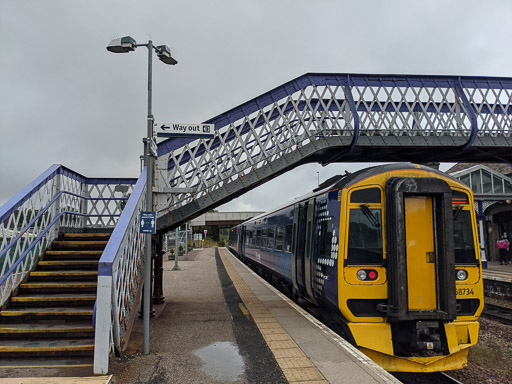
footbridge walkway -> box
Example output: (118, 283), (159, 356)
(1, 73), (512, 374)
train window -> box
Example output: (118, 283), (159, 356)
(347, 206), (383, 264)
(275, 226), (284, 251)
(268, 226), (275, 249)
(256, 229), (262, 247)
(453, 209), (477, 263)
(285, 224), (293, 252)
(350, 187), (381, 204)
(320, 220), (333, 259)
(262, 228), (268, 248)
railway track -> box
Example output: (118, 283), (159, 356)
(482, 302), (512, 325)
(391, 371), (463, 383)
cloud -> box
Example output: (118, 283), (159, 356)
(1, 0), (511, 210)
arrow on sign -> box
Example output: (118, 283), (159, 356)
(160, 124), (170, 131)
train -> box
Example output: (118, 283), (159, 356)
(228, 163), (483, 372)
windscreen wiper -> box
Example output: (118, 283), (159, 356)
(360, 204), (380, 228)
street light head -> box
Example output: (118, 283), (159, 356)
(156, 45), (178, 65)
(107, 36), (137, 53)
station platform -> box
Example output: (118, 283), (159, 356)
(483, 260), (512, 282)
(108, 247), (399, 384)
(482, 261), (512, 301)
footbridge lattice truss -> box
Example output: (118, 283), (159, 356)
(155, 73), (512, 231)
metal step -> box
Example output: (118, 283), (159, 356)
(29, 271), (98, 281)
(0, 322), (94, 338)
(19, 282), (97, 293)
(0, 356), (94, 369)
(36, 260), (99, 270)
(0, 338), (95, 357)
(10, 294), (96, 307)
(0, 307), (93, 323)
(61, 233), (111, 241)
(43, 250), (103, 260)
(52, 241), (108, 251)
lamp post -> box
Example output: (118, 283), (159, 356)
(107, 36), (177, 355)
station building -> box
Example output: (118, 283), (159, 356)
(188, 211), (263, 244)
(447, 163), (512, 262)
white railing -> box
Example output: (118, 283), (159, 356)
(0, 165), (136, 308)
(94, 168), (147, 374)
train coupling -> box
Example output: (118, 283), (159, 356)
(414, 321), (442, 352)
(393, 320), (443, 354)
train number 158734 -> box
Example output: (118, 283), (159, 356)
(456, 288), (474, 296)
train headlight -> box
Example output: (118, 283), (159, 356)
(356, 269), (378, 281)
(456, 269), (468, 281)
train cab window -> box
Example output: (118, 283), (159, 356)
(268, 227), (275, 249)
(350, 187), (381, 204)
(453, 208), (477, 264)
(347, 206), (383, 264)
(275, 226), (284, 251)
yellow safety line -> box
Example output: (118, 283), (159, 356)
(30, 272), (98, 276)
(45, 251), (102, 254)
(0, 310), (93, 316)
(218, 248), (328, 384)
(0, 363), (94, 369)
(0, 327), (93, 333)
(20, 283), (97, 288)
(12, 296), (96, 302)
(0, 345), (94, 352)
(38, 261), (98, 265)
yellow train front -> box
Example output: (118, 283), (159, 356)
(229, 163), (483, 372)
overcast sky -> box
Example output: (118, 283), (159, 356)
(1, 1), (512, 212)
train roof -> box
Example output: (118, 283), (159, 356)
(240, 163), (463, 225)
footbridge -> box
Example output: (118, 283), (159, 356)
(156, 73), (512, 231)
(1, 72), (512, 374)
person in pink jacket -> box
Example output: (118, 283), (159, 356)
(497, 235), (510, 265)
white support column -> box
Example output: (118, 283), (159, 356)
(94, 275), (113, 374)
(479, 219), (487, 269)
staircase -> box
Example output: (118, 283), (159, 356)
(0, 232), (109, 369)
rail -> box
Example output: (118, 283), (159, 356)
(0, 164), (137, 307)
(94, 167), (147, 374)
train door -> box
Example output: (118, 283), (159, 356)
(240, 225), (246, 257)
(292, 203), (307, 294)
(405, 196), (437, 310)
(385, 177), (456, 321)
(304, 198), (319, 304)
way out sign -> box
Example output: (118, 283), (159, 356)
(139, 212), (156, 234)
(157, 123), (215, 138)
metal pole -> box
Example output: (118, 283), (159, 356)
(185, 223), (188, 261)
(172, 227), (181, 270)
(143, 40), (154, 355)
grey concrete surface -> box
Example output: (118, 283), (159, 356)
(109, 248), (285, 384)
(110, 248), (243, 384)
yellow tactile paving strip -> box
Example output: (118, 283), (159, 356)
(219, 249), (328, 384)
(0, 376), (111, 384)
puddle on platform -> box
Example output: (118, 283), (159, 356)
(193, 341), (245, 382)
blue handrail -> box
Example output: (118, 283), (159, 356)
(98, 167), (147, 277)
